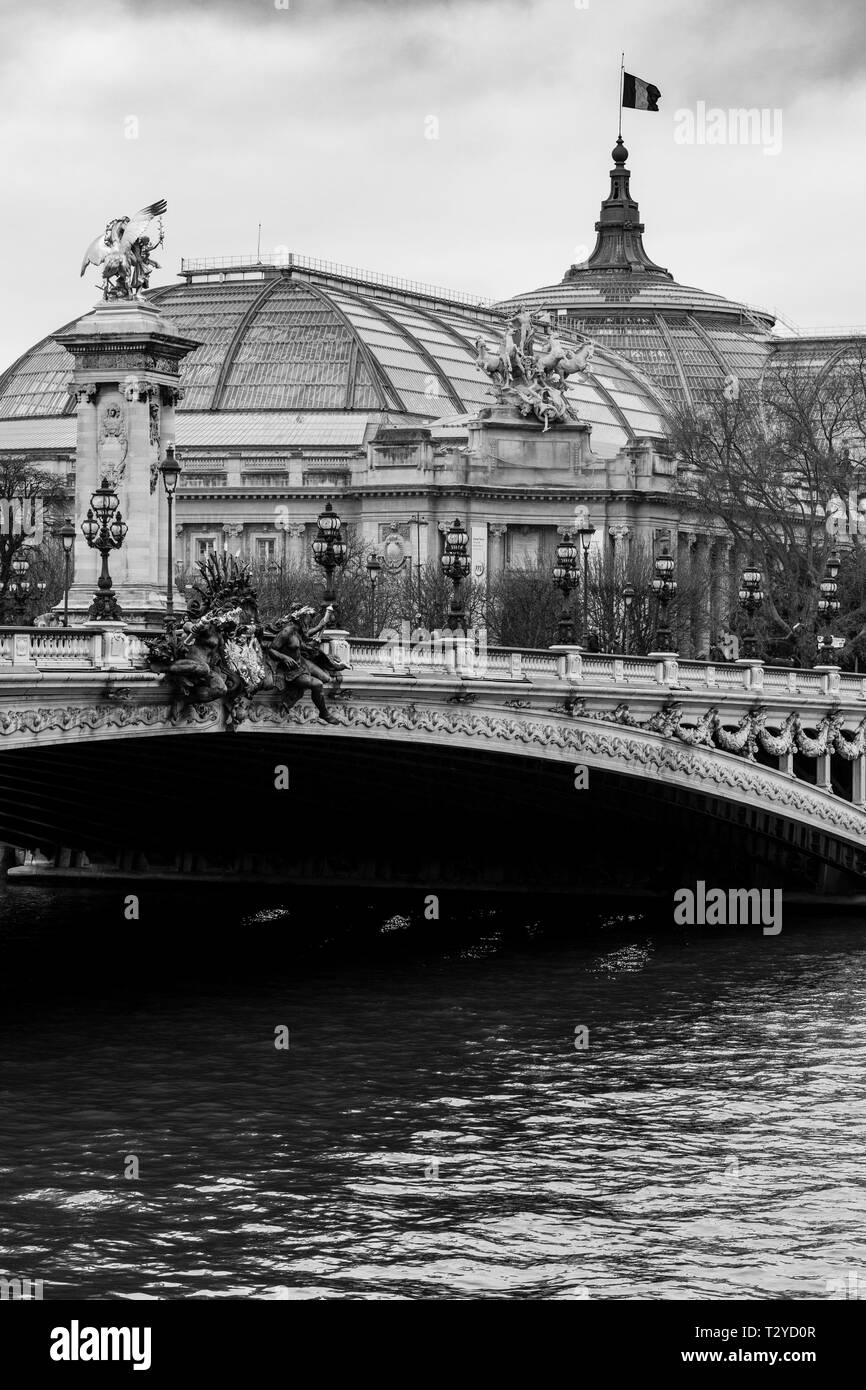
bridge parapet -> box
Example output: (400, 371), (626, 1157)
(342, 637), (866, 703)
(0, 628), (863, 705)
(0, 627), (151, 672)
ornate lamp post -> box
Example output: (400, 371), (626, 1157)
(738, 561), (764, 659)
(80, 476), (128, 621)
(651, 548), (678, 652)
(440, 517), (470, 633)
(11, 555), (30, 621)
(365, 551), (382, 638)
(552, 532), (579, 645)
(817, 548), (841, 662)
(577, 521), (596, 640)
(312, 500), (347, 625)
(622, 583), (635, 656)
(59, 519), (75, 627)
(159, 443), (182, 623)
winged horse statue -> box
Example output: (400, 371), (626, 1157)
(80, 200), (166, 300)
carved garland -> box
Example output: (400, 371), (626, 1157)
(0, 698), (864, 837)
(560, 701), (866, 762)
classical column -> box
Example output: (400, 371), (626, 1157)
(222, 522), (244, 554)
(57, 300), (199, 624)
(489, 524), (508, 571)
(285, 522), (307, 567)
(609, 523), (631, 561)
(677, 531), (694, 656)
(695, 536), (712, 656)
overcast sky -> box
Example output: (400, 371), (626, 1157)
(1, 0), (865, 368)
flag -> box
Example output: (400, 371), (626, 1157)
(622, 73), (661, 112)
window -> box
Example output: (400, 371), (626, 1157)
(255, 537), (276, 563)
(196, 537), (217, 560)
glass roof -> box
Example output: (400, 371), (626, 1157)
(0, 268), (761, 449)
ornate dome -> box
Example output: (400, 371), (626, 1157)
(0, 258), (670, 458)
(497, 138), (776, 406)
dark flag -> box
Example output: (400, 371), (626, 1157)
(622, 73), (661, 112)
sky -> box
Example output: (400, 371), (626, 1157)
(1, 0), (865, 368)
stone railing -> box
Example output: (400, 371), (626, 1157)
(1, 626), (863, 706)
(342, 636), (866, 702)
(0, 627), (151, 671)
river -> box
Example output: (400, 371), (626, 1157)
(0, 883), (864, 1300)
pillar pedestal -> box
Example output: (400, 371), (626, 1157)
(56, 298), (200, 625)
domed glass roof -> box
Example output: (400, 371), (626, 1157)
(496, 137), (776, 407)
(0, 260), (671, 458)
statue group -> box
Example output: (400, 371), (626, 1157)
(474, 307), (594, 431)
(80, 199), (166, 301)
(146, 554), (345, 728)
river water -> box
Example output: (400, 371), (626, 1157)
(0, 883), (864, 1301)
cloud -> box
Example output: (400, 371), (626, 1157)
(0, 0), (864, 370)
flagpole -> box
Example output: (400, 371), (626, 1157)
(618, 53), (624, 138)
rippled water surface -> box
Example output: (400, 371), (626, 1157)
(1, 885), (865, 1300)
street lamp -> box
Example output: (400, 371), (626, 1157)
(552, 532), (579, 645)
(312, 500), (347, 624)
(59, 518), (75, 627)
(738, 561), (764, 659)
(622, 583), (635, 655)
(11, 554), (29, 622)
(365, 551), (383, 638)
(651, 548), (678, 652)
(817, 548), (841, 662)
(159, 443), (182, 623)
(440, 517), (470, 633)
(577, 521), (596, 640)
(80, 476), (128, 621)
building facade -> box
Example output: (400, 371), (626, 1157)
(0, 138), (862, 647)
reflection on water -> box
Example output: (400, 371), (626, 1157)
(0, 884), (864, 1300)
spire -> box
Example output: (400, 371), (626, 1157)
(564, 137), (671, 280)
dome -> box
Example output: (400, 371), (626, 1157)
(497, 139), (776, 407)
(0, 258), (670, 458)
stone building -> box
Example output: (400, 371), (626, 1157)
(0, 137), (861, 648)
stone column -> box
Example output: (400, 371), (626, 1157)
(222, 522), (244, 555)
(694, 535), (712, 656)
(609, 523), (631, 563)
(677, 531), (694, 656)
(489, 525), (508, 571)
(57, 300), (199, 624)
(285, 522), (307, 568)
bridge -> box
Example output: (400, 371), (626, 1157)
(0, 626), (865, 896)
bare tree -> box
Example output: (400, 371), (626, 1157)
(0, 456), (68, 613)
(668, 343), (866, 664)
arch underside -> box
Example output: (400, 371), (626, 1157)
(0, 702), (863, 886)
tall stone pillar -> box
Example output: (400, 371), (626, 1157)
(285, 523), (308, 567)
(57, 300), (199, 624)
(609, 523), (631, 562)
(489, 525), (508, 572)
(695, 536), (712, 656)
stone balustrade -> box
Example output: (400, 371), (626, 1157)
(341, 636), (866, 702)
(0, 626), (862, 704)
(0, 626), (151, 671)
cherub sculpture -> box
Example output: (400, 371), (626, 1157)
(80, 200), (167, 300)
